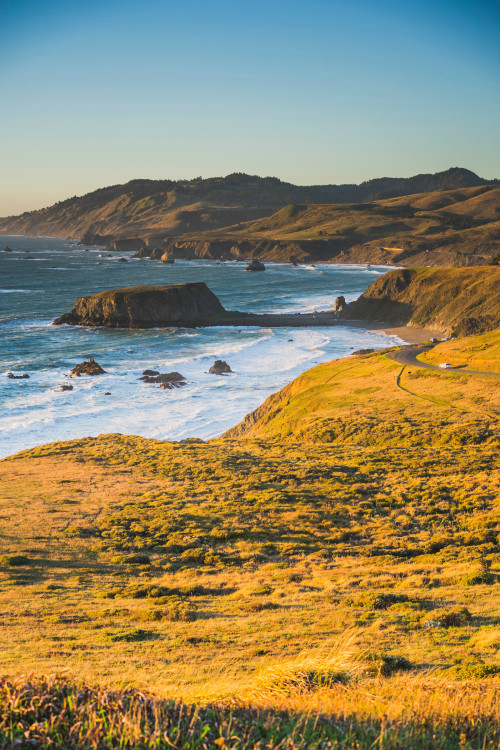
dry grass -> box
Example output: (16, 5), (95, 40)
(0, 331), (499, 746)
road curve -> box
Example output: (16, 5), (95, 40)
(386, 345), (500, 378)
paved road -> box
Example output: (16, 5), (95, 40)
(386, 345), (500, 378)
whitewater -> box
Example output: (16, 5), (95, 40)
(0, 236), (401, 458)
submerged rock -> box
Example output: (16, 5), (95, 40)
(7, 372), (29, 379)
(3, 246), (13, 252)
(70, 358), (106, 377)
(246, 259), (265, 271)
(117, 257), (128, 263)
(53, 283), (227, 328)
(209, 360), (233, 375)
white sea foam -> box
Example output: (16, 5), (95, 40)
(0, 237), (403, 458)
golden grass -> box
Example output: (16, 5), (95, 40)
(0, 331), (499, 746)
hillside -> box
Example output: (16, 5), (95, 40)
(340, 266), (500, 335)
(214, 186), (500, 266)
(0, 168), (496, 253)
(0, 331), (499, 747)
(224, 330), (500, 442)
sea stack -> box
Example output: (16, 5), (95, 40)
(246, 259), (265, 271)
(53, 283), (227, 328)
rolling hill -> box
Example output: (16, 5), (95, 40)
(1, 168), (498, 262)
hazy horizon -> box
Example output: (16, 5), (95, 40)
(1, 0), (499, 215)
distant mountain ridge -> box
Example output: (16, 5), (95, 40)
(0, 167), (496, 241)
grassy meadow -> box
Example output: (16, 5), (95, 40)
(0, 331), (499, 747)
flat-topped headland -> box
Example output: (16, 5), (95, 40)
(53, 282), (341, 329)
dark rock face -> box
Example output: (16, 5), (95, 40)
(333, 295), (346, 312)
(139, 371), (186, 385)
(79, 231), (109, 246)
(246, 259), (265, 271)
(4, 246), (13, 252)
(70, 358), (106, 377)
(352, 348), (375, 355)
(142, 369), (159, 376)
(117, 257), (128, 263)
(107, 238), (146, 254)
(53, 283), (227, 328)
(7, 372), (29, 379)
(58, 384), (74, 391)
(209, 360), (233, 375)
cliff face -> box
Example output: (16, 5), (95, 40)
(340, 267), (500, 335)
(53, 283), (227, 328)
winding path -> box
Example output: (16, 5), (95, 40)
(386, 345), (500, 378)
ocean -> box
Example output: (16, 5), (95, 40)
(0, 235), (401, 458)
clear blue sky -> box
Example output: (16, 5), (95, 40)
(1, 0), (499, 215)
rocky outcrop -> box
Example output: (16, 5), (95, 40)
(209, 360), (232, 374)
(4, 246), (13, 252)
(79, 231), (109, 246)
(6, 372), (29, 379)
(161, 251), (174, 264)
(58, 385), (74, 391)
(53, 283), (228, 328)
(107, 238), (146, 254)
(69, 358), (106, 377)
(139, 371), (186, 388)
(333, 295), (346, 312)
(246, 259), (265, 271)
(340, 267), (500, 335)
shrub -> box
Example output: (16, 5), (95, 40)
(108, 629), (154, 642)
(113, 554), (151, 565)
(362, 653), (413, 677)
(244, 600), (281, 613)
(460, 570), (496, 586)
(162, 600), (197, 622)
(421, 606), (472, 628)
(446, 663), (500, 679)
(250, 584), (274, 596)
(0, 555), (30, 567)
(347, 592), (408, 610)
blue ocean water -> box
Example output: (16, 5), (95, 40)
(0, 235), (401, 457)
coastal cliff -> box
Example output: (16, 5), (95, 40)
(53, 283), (227, 328)
(340, 266), (500, 335)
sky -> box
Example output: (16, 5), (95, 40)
(1, 0), (499, 216)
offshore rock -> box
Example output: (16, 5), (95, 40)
(53, 283), (227, 329)
(7, 372), (29, 379)
(246, 259), (265, 271)
(139, 372), (186, 386)
(70, 358), (106, 377)
(333, 295), (346, 312)
(3, 246), (13, 252)
(161, 251), (174, 264)
(209, 360), (233, 375)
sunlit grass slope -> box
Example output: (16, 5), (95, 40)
(225, 330), (499, 442)
(420, 330), (500, 372)
(0, 331), (499, 747)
